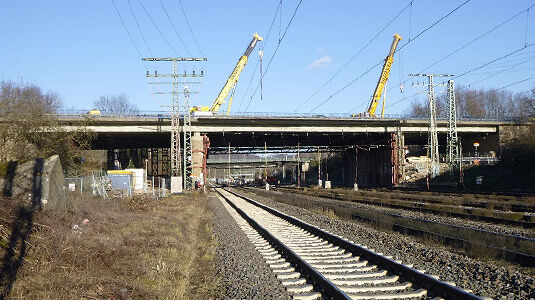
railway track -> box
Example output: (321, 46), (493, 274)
(241, 186), (535, 267)
(273, 186), (535, 228)
(215, 188), (483, 299)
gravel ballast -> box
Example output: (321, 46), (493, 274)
(276, 187), (534, 238)
(234, 188), (535, 300)
(209, 194), (291, 299)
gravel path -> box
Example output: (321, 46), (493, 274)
(275, 187), (535, 238)
(209, 194), (291, 299)
(235, 188), (535, 300)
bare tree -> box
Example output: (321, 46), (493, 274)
(408, 98), (428, 118)
(407, 85), (535, 119)
(0, 80), (93, 173)
(93, 94), (139, 115)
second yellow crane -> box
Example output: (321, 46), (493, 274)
(365, 33), (402, 118)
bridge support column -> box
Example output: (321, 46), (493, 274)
(391, 129), (405, 186)
(191, 132), (204, 188)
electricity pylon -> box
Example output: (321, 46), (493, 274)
(410, 73), (452, 179)
(143, 57), (206, 192)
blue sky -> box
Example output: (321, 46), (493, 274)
(1, 0), (534, 115)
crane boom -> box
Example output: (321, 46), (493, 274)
(366, 33), (402, 117)
(210, 33), (263, 114)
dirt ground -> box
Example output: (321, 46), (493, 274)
(0, 193), (218, 299)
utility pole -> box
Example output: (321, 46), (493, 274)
(410, 73), (452, 179)
(446, 80), (461, 183)
(297, 143), (301, 187)
(143, 57), (206, 193)
(228, 143), (231, 184)
(317, 148), (322, 187)
(264, 141), (268, 183)
(182, 86), (192, 190)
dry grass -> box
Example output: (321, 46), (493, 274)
(0, 193), (218, 299)
(309, 207), (336, 219)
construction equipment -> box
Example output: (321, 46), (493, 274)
(365, 33), (402, 118)
(192, 33), (263, 116)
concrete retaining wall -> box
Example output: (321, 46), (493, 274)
(0, 155), (66, 209)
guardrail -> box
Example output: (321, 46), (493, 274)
(54, 110), (524, 122)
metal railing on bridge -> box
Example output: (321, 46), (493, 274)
(55, 109), (522, 122)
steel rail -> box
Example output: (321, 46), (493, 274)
(215, 188), (350, 299)
(224, 188), (482, 300)
(247, 186), (535, 267)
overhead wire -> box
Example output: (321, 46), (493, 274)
(137, 0), (179, 56)
(451, 44), (534, 80)
(384, 2), (535, 97)
(244, 0), (304, 112)
(159, 0), (192, 56)
(422, 3), (535, 72)
(293, 0), (414, 112)
(456, 75), (535, 111)
(309, 0), (472, 113)
(111, 0), (146, 64)
(177, 0), (204, 56)
(127, 0), (154, 57)
(386, 57), (535, 111)
(111, 0), (169, 110)
(236, 0), (283, 112)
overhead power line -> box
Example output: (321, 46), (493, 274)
(423, 3), (535, 72)
(177, 0), (204, 56)
(236, 0), (283, 112)
(127, 0), (153, 57)
(137, 0), (179, 56)
(294, 0), (414, 112)
(452, 44), (534, 80)
(244, 0), (304, 112)
(309, 0), (472, 113)
(111, 0), (146, 63)
(384, 1), (535, 97)
(464, 55), (535, 87)
(159, 0), (192, 56)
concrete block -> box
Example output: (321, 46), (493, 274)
(0, 155), (66, 210)
(171, 176), (183, 194)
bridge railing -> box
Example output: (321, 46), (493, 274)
(54, 109), (522, 122)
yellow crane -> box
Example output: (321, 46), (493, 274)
(192, 33), (263, 116)
(365, 33), (402, 118)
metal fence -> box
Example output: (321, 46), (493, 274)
(54, 109), (523, 122)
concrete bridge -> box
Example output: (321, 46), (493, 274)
(59, 114), (528, 152)
(57, 113), (531, 186)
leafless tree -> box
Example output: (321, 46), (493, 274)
(407, 85), (535, 119)
(0, 80), (93, 173)
(93, 94), (139, 115)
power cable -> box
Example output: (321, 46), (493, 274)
(308, 0), (472, 113)
(452, 44), (533, 80)
(525, 7), (531, 47)
(245, 0), (304, 112)
(137, 0), (179, 56)
(457, 75), (535, 107)
(461, 56), (535, 88)
(111, 0), (146, 66)
(293, 0), (414, 112)
(236, 1), (282, 112)
(385, 2), (535, 96)
(422, 3), (535, 72)
(177, 0), (204, 56)
(159, 0), (192, 56)
(387, 73), (535, 112)
(127, 0), (154, 57)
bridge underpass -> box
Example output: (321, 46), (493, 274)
(62, 115), (530, 187)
